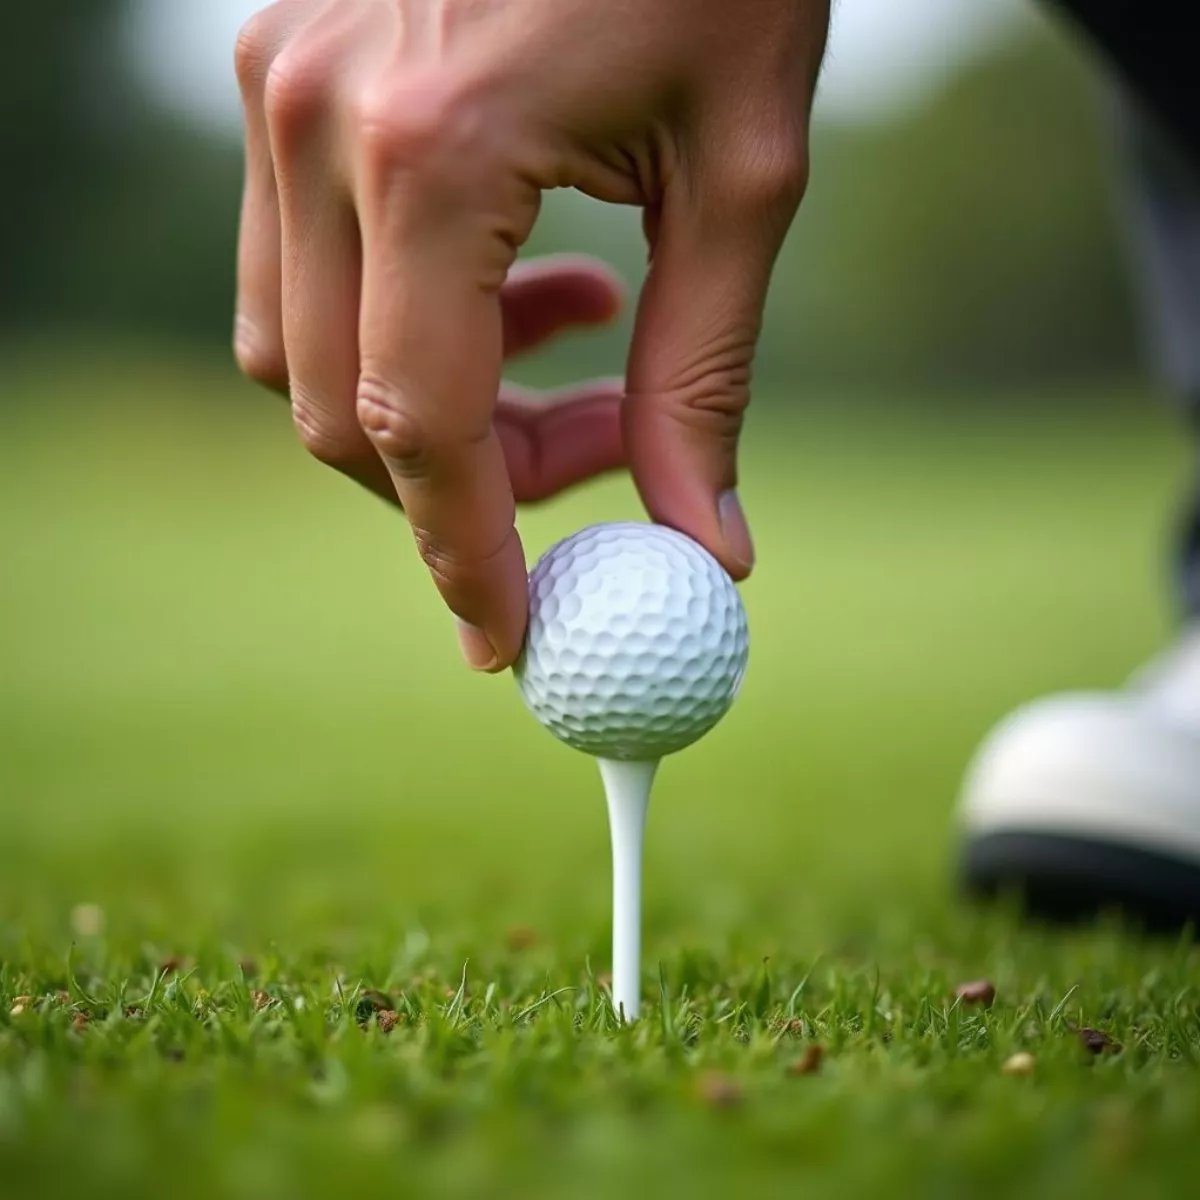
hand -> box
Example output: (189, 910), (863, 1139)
(233, 0), (830, 671)
(238, 251), (629, 505)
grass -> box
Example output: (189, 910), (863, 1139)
(2, 348), (1200, 1197)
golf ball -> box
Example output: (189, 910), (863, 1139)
(513, 521), (749, 761)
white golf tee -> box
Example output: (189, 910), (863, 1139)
(597, 756), (659, 1023)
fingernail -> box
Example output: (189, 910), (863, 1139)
(718, 489), (755, 572)
(455, 618), (498, 672)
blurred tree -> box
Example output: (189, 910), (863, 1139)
(0, 0), (242, 347)
(1, 1), (130, 320)
(0, 6), (1153, 400)
(760, 14), (1145, 393)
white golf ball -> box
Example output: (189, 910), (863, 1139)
(513, 521), (750, 761)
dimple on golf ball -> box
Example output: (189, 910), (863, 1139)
(513, 521), (750, 761)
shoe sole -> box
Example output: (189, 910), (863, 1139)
(961, 830), (1200, 933)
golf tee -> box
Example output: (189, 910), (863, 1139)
(597, 757), (658, 1023)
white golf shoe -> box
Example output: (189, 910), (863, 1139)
(957, 626), (1200, 929)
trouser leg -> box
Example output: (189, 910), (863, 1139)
(1108, 88), (1200, 617)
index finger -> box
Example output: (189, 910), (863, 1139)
(354, 188), (529, 674)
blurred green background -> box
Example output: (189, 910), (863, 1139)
(0, 0), (1163, 392)
(4, 0), (1193, 902)
(4, 5), (1198, 1193)
(2, 0), (1191, 931)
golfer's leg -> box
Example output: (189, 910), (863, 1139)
(953, 69), (1200, 931)
(1108, 89), (1200, 617)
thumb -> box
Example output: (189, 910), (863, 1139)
(623, 151), (804, 579)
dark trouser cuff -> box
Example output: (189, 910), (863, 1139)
(1181, 470), (1200, 619)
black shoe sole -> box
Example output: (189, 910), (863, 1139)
(961, 831), (1200, 934)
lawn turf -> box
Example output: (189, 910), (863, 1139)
(2, 350), (1200, 1197)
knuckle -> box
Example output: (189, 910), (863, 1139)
(676, 379), (749, 442)
(353, 76), (479, 185)
(233, 315), (286, 389)
(654, 332), (756, 411)
(408, 523), (509, 593)
(263, 42), (332, 138)
(684, 376), (751, 421)
(355, 382), (431, 472)
(728, 136), (809, 214)
(410, 526), (460, 589)
(234, 11), (276, 95)
(291, 393), (357, 468)
(356, 374), (490, 475)
(638, 343), (754, 442)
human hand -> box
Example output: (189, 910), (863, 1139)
(237, 250), (630, 509)
(233, 0), (830, 671)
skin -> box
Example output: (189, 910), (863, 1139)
(233, 0), (831, 671)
